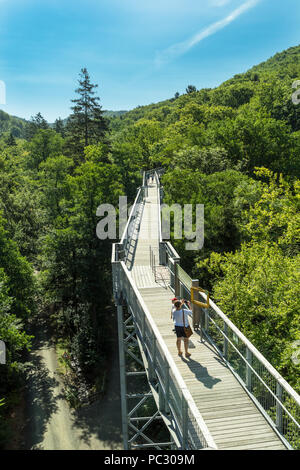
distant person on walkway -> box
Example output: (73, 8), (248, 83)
(170, 297), (178, 319)
(172, 299), (193, 358)
(170, 297), (178, 333)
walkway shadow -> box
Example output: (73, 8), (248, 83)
(71, 348), (122, 449)
(198, 340), (227, 367)
(22, 313), (62, 449)
(23, 351), (60, 449)
(181, 357), (222, 389)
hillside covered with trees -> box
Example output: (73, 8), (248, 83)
(0, 45), (299, 447)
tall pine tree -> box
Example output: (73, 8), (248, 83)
(65, 68), (108, 160)
(25, 112), (49, 140)
(54, 117), (65, 137)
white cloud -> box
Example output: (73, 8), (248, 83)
(155, 0), (261, 66)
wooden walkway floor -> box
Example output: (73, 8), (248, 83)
(127, 182), (286, 450)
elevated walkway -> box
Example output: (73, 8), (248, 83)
(112, 170), (299, 450)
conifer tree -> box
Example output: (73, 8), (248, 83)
(186, 85), (197, 94)
(54, 117), (65, 137)
(65, 68), (108, 159)
(25, 112), (49, 140)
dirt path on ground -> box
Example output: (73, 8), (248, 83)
(20, 317), (123, 450)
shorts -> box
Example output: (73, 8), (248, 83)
(175, 326), (187, 338)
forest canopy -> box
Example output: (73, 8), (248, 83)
(0, 45), (300, 447)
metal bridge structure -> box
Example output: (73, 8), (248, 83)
(111, 168), (300, 450)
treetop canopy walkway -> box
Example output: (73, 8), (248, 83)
(111, 168), (300, 450)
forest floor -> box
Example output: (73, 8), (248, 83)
(7, 313), (123, 450)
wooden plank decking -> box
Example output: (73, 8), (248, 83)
(127, 182), (286, 450)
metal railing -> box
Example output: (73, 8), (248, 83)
(149, 246), (158, 282)
(112, 252), (217, 450)
(195, 290), (300, 450)
(119, 185), (145, 266)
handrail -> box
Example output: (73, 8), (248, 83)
(177, 265), (192, 291)
(155, 170), (163, 248)
(154, 169), (164, 267)
(120, 187), (142, 246)
(198, 291), (300, 404)
(208, 313), (299, 429)
(119, 171), (148, 265)
(191, 290), (299, 448)
(165, 241), (180, 260)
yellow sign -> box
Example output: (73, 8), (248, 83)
(190, 287), (210, 308)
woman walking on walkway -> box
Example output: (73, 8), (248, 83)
(172, 299), (193, 358)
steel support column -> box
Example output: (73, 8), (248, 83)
(117, 304), (129, 449)
(117, 302), (174, 450)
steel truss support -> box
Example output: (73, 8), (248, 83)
(117, 303), (174, 450)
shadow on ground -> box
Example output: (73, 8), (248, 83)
(22, 312), (122, 450)
(23, 350), (61, 449)
(181, 341), (225, 389)
(71, 348), (123, 449)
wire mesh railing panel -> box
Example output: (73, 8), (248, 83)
(167, 257), (175, 290)
(143, 319), (154, 364)
(179, 282), (191, 302)
(251, 355), (277, 409)
(168, 375), (183, 426)
(120, 186), (145, 264)
(155, 340), (167, 384)
(187, 408), (206, 450)
(169, 388), (181, 418)
(248, 353), (300, 448)
(197, 289), (300, 449)
(225, 328), (247, 383)
(203, 307), (224, 355)
(281, 391), (300, 449)
(177, 265), (192, 290)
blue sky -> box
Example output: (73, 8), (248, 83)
(0, 0), (299, 121)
